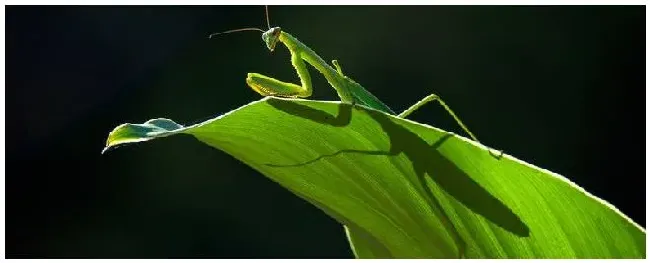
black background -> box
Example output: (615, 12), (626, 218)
(6, 5), (646, 258)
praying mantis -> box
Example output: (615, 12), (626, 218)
(209, 6), (487, 149)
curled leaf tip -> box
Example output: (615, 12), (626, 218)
(103, 118), (184, 154)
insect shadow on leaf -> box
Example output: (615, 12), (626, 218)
(265, 98), (530, 244)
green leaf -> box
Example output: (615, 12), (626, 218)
(104, 97), (645, 258)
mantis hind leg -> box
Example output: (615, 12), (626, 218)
(399, 94), (503, 158)
(246, 50), (313, 98)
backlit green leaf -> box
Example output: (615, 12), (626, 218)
(104, 97), (645, 258)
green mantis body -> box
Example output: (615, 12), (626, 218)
(242, 26), (482, 145)
(247, 27), (396, 115)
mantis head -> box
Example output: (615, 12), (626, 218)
(262, 27), (282, 52)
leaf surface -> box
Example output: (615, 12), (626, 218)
(104, 97), (645, 258)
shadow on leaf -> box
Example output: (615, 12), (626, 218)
(265, 98), (530, 240)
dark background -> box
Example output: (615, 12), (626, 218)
(6, 5), (645, 258)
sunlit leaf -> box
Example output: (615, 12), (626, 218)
(104, 97), (645, 258)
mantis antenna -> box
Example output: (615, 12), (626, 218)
(208, 6), (272, 39)
(208, 27), (264, 39)
(265, 5), (271, 29)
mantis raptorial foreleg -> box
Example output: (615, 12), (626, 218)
(246, 49), (313, 98)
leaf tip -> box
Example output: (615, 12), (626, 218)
(102, 118), (184, 154)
